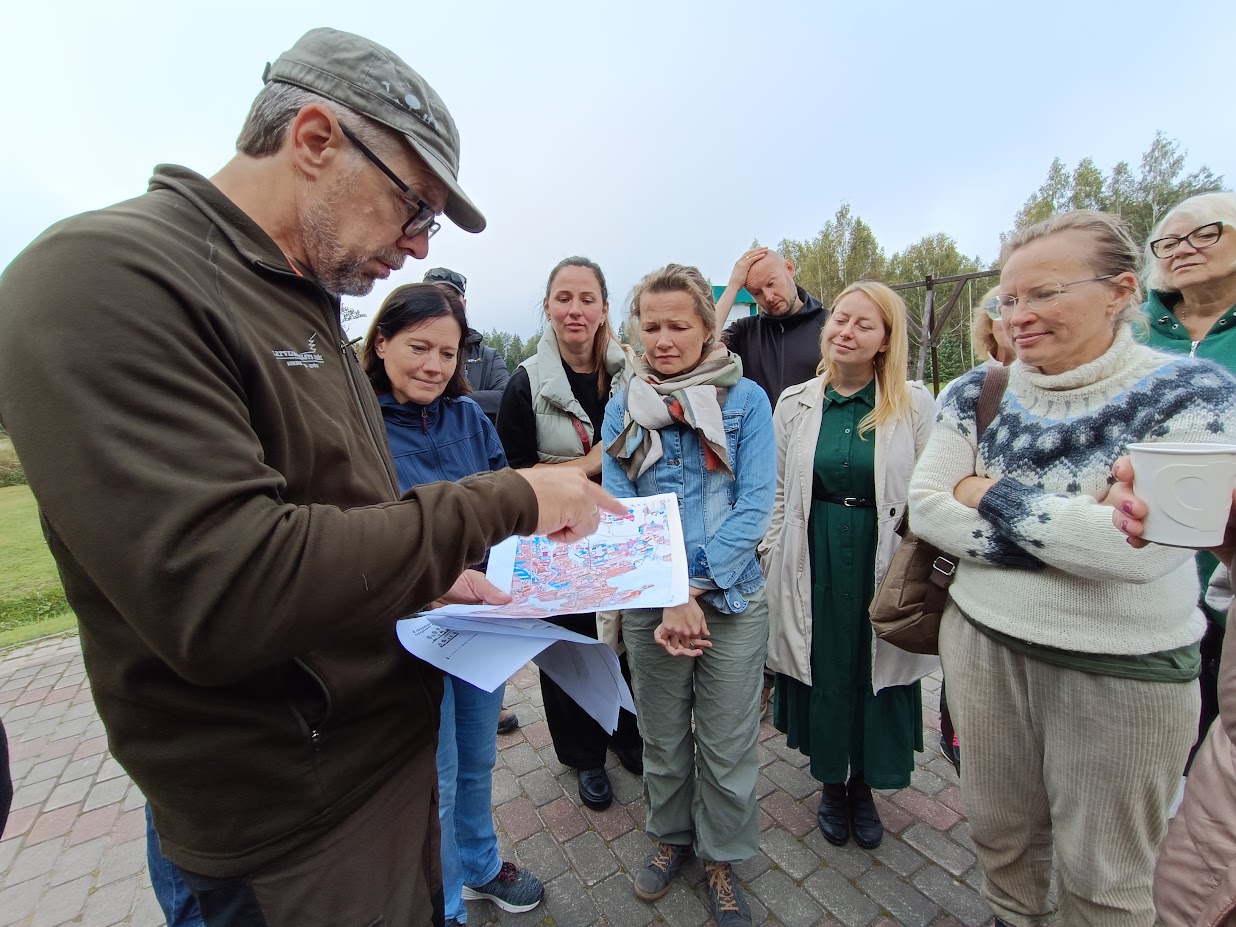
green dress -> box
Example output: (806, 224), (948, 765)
(773, 380), (923, 789)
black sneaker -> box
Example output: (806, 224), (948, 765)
(704, 862), (751, 927)
(632, 842), (691, 901)
(938, 733), (961, 774)
(461, 861), (544, 913)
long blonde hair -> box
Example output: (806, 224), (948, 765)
(816, 281), (911, 438)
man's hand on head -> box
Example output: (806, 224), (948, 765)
(728, 247), (769, 290)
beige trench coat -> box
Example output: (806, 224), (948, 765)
(759, 376), (939, 692)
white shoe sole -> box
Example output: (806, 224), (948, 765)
(460, 885), (542, 913)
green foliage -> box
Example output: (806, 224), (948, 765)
(0, 444), (24, 487)
(779, 204), (886, 307)
(1013, 132), (1224, 244)
(483, 329), (538, 373)
(0, 485), (71, 642)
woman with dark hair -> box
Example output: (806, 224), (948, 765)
(361, 283), (542, 925)
(497, 257), (642, 812)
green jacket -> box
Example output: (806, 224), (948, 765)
(1143, 289), (1236, 366)
(0, 166), (537, 876)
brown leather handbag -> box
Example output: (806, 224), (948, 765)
(869, 364), (1010, 654)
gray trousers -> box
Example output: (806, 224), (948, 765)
(623, 589), (768, 864)
(940, 604), (1199, 927)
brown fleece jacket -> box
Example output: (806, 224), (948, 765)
(0, 165), (537, 875)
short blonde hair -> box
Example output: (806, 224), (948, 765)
(628, 264), (717, 339)
(1144, 191), (1236, 292)
(970, 286), (1002, 362)
(1001, 209), (1143, 329)
(817, 281), (911, 438)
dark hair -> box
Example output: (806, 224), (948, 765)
(543, 256), (617, 399)
(360, 283), (472, 400)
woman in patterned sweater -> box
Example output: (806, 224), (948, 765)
(908, 210), (1236, 927)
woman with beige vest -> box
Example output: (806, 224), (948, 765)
(761, 281), (937, 852)
(496, 256), (642, 812)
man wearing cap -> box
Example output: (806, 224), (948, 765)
(423, 267), (510, 425)
(0, 28), (620, 927)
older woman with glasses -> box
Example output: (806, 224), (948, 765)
(1144, 191), (1236, 773)
(909, 209), (1236, 927)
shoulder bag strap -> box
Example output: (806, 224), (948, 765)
(974, 364), (1010, 439)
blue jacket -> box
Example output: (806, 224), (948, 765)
(377, 392), (507, 493)
(601, 376), (775, 614)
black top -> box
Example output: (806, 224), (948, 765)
(497, 362), (608, 469)
(722, 286), (827, 407)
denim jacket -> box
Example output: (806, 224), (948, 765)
(601, 376), (775, 614)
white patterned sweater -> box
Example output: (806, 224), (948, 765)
(908, 327), (1236, 655)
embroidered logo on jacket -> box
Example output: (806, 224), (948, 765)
(272, 333), (325, 369)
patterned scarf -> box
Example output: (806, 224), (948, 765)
(606, 343), (743, 481)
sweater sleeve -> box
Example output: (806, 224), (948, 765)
(908, 372), (1045, 570)
(0, 222), (539, 684)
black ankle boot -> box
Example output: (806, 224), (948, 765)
(817, 783), (849, 846)
(847, 778), (883, 849)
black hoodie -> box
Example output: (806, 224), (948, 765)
(721, 286), (826, 407)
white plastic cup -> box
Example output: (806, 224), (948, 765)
(1127, 442), (1236, 547)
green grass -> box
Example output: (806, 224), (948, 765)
(0, 485), (75, 645)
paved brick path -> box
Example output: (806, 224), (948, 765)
(0, 634), (994, 926)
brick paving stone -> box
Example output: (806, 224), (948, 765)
(30, 871), (92, 927)
(21, 755), (70, 787)
(25, 804), (79, 845)
(514, 831), (570, 882)
(66, 801), (121, 847)
(758, 807), (774, 831)
(48, 834), (108, 886)
(95, 836), (147, 886)
(590, 871), (655, 926)
(951, 819), (976, 854)
(96, 756), (128, 782)
(901, 823), (976, 878)
(9, 779), (55, 812)
(870, 833), (928, 878)
(893, 789), (963, 832)
(44, 776), (91, 812)
(494, 797), (544, 843)
(520, 719), (552, 750)
(59, 751), (105, 784)
(873, 793), (916, 835)
(82, 775), (131, 814)
(938, 785), (966, 815)
(540, 796), (588, 843)
(579, 803), (633, 842)
(750, 868), (824, 927)
(562, 831), (618, 886)
(541, 871), (600, 927)
(7, 837), (66, 886)
(1, 805), (38, 841)
(803, 866), (881, 927)
(730, 849), (771, 884)
(111, 807), (148, 844)
(763, 759), (818, 800)
(609, 829), (655, 872)
(15, 686), (52, 707)
(759, 826), (820, 881)
(653, 876), (710, 927)
(489, 766), (522, 807)
(754, 771), (776, 799)
(36, 738), (81, 764)
(802, 830), (874, 879)
(121, 781), (147, 813)
(911, 766), (949, 796)
(47, 715), (92, 742)
(77, 871), (140, 925)
(0, 874), (46, 926)
(911, 866), (993, 927)
(760, 790), (816, 837)
(858, 865), (941, 927)
(501, 742), (545, 778)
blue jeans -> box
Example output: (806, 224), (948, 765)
(145, 804), (204, 927)
(438, 677), (505, 925)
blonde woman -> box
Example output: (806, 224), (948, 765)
(762, 282), (937, 850)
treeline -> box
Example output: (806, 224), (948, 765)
(479, 133), (1224, 385)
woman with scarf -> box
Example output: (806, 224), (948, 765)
(602, 264), (774, 927)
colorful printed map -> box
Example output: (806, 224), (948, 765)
(426, 493), (688, 621)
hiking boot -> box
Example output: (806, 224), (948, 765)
(461, 861), (544, 913)
(704, 861), (751, 927)
(633, 842), (691, 901)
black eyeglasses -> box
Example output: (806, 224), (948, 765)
(338, 124), (440, 240)
(1150, 221), (1224, 259)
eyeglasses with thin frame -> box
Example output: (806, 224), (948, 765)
(338, 124), (440, 240)
(1149, 221), (1224, 260)
(986, 275), (1116, 320)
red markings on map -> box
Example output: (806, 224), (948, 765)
(501, 501), (675, 618)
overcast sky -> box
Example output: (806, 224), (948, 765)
(2, 0), (1233, 339)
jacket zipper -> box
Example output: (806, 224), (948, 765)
(289, 657), (333, 753)
(421, 407), (428, 434)
(1191, 339), (1200, 357)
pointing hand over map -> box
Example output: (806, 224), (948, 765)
(517, 466), (628, 544)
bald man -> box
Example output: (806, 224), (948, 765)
(714, 246), (828, 408)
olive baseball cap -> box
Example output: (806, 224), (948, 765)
(263, 27), (486, 233)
